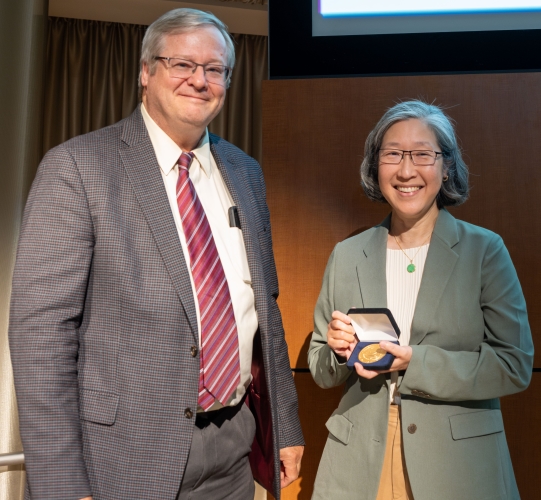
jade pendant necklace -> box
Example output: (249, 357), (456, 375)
(393, 235), (431, 273)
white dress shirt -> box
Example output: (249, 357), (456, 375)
(141, 104), (258, 410)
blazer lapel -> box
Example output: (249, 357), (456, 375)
(356, 216), (390, 309)
(409, 209), (459, 345)
(356, 217), (390, 389)
(209, 136), (269, 330)
(119, 108), (198, 342)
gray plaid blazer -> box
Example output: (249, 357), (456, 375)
(9, 107), (304, 500)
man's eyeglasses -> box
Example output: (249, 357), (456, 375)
(154, 57), (231, 85)
(378, 149), (443, 166)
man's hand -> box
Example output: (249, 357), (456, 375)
(280, 445), (304, 488)
(79, 497), (92, 500)
(353, 341), (412, 379)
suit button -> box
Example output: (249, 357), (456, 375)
(408, 424), (417, 434)
(190, 346), (198, 357)
(185, 408), (194, 419)
(329, 366), (335, 375)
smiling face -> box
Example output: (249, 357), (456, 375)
(378, 118), (446, 225)
(140, 26), (228, 148)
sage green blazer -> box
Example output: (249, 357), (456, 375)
(308, 209), (533, 500)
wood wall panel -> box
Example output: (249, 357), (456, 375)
(262, 73), (540, 498)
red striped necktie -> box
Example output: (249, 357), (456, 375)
(176, 152), (240, 410)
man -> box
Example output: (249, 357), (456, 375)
(9, 8), (304, 500)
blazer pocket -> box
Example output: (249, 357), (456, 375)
(325, 413), (353, 445)
(79, 388), (119, 426)
(449, 409), (504, 440)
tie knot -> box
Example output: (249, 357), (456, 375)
(178, 152), (195, 170)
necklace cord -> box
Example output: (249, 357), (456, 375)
(393, 235), (430, 263)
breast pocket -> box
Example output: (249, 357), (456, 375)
(228, 226), (252, 283)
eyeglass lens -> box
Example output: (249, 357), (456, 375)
(379, 149), (438, 165)
(162, 58), (229, 83)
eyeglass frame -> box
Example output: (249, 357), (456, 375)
(378, 148), (444, 166)
(153, 56), (232, 84)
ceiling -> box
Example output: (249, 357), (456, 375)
(49, 0), (269, 35)
(164, 0), (267, 11)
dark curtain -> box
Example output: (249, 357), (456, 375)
(43, 18), (143, 155)
(43, 17), (268, 164)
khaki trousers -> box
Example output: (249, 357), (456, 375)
(375, 405), (414, 500)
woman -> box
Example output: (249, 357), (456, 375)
(308, 100), (533, 500)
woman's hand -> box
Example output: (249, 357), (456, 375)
(353, 341), (412, 379)
(326, 310), (357, 360)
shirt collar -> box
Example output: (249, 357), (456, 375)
(141, 103), (213, 178)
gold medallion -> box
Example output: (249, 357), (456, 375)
(358, 344), (387, 364)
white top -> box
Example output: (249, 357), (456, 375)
(141, 104), (258, 410)
(386, 243), (430, 404)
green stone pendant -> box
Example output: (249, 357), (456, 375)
(407, 263), (416, 273)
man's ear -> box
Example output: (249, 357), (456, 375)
(140, 62), (150, 88)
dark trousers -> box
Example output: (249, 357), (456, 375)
(177, 400), (256, 500)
